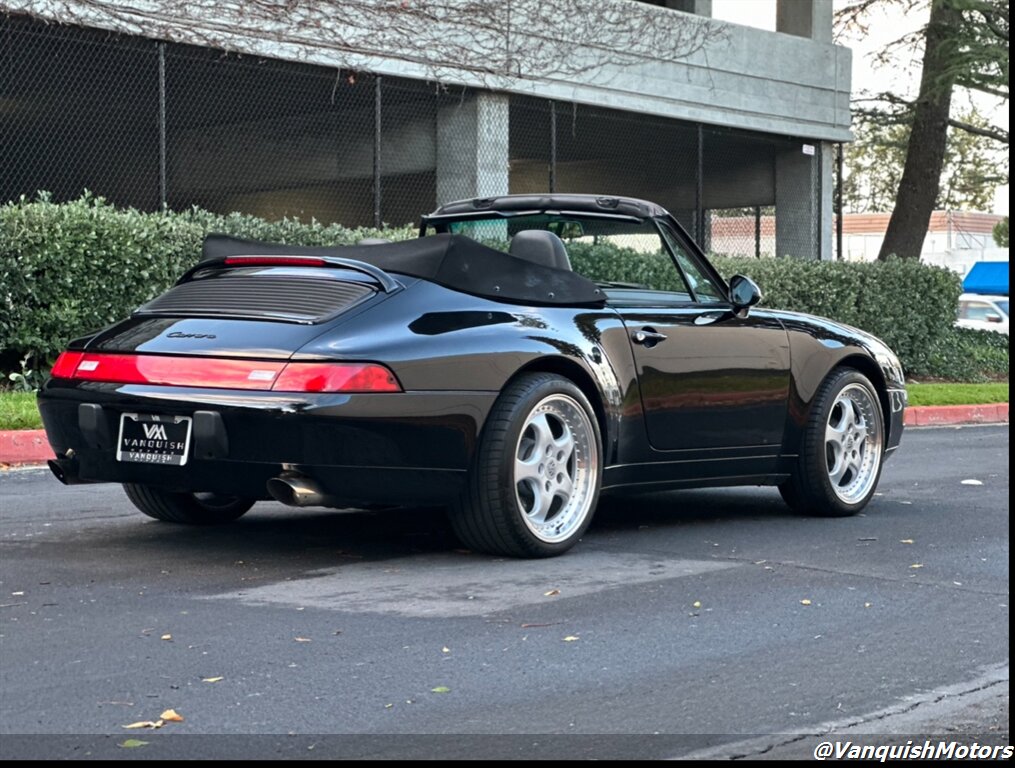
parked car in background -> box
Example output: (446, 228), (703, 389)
(957, 293), (1009, 335)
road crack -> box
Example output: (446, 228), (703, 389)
(716, 555), (1010, 597)
(675, 666), (1010, 761)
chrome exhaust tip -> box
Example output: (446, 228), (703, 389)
(266, 474), (327, 508)
(48, 458), (84, 485)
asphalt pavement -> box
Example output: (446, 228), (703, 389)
(0, 426), (1008, 759)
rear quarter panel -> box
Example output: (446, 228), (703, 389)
(294, 280), (636, 462)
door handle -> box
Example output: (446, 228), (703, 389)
(632, 328), (667, 346)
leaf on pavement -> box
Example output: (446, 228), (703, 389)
(909, 564), (924, 569)
(431, 686), (451, 694)
(160, 709), (184, 722)
(692, 600), (702, 609)
(119, 739), (149, 748)
(543, 589), (560, 597)
(563, 635), (580, 642)
(202, 676), (224, 683)
(900, 539), (915, 544)
(122, 720), (162, 730)
(799, 599), (812, 606)
(160, 634), (172, 641)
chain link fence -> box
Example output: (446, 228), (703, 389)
(2, 13), (830, 258)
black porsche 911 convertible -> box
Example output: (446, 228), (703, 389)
(39, 194), (907, 557)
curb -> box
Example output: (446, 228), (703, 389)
(0, 429), (52, 466)
(903, 402), (1009, 427)
(1, 404), (1010, 466)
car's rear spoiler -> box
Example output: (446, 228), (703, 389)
(184, 253), (402, 293)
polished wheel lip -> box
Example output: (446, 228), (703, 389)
(513, 393), (598, 544)
(825, 382), (883, 504)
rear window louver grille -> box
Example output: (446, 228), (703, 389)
(138, 276), (375, 323)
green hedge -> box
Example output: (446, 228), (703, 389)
(1, 194), (1005, 383)
(910, 326), (1009, 382)
(0, 193), (411, 367)
(567, 241), (680, 291)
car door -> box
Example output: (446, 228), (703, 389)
(611, 222), (791, 461)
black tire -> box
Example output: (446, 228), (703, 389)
(779, 367), (885, 517)
(123, 484), (254, 524)
(450, 373), (603, 558)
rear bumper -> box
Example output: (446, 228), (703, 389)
(38, 381), (496, 505)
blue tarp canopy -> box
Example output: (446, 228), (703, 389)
(963, 262), (1009, 295)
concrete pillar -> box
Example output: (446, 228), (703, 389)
(776, 0), (833, 43)
(436, 92), (510, 205)
(818, 141), (834, 261)
(665, 0), (713, 16)
(775, 140), (832, 260)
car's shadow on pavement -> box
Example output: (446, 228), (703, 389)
(31, 487), (800, 581)
(594, 486), (794, 529)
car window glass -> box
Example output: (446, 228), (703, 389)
(564, 227), (691, 298)
(437, 214), (694, 300)
(961, 301), (996, 320)
(657, 225), (725, 304)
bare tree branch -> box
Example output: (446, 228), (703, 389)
(948, 117), (1009, 144)
(20, 0), (729, 87)
(955, 78), (1009, 99)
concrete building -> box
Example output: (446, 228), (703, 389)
(1, 0), (849, 259)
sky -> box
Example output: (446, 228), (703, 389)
(710, 0), (1008, 214)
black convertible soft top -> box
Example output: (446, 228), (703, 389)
(201, 234), (606, 308)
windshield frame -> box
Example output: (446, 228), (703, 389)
(420, 209), (645, 233)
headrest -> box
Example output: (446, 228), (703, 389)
(509, 230), (571, 271)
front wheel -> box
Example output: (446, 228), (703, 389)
(779, 368), (885, 517)
(123, 484), (254, 524)
(451, 373), (603, 557)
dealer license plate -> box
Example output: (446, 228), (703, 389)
(116, 413), (192, 466)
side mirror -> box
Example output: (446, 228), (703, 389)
(729, 274), (763, 316)
(986, 313), (1003, 324)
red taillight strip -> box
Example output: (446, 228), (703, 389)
(224, 256), (327, 267)
(56, 353), (287, 390)
(50, 353), (401, 393)
(272, 362), (400, 393)
(50, 352), (84, 379)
